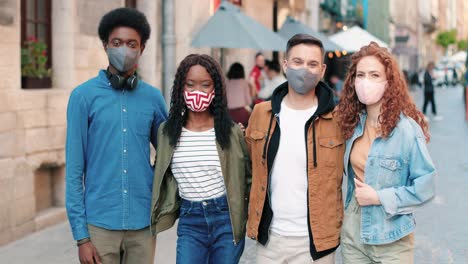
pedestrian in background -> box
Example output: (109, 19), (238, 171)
(258, 60), (286, 100)
(249, 52), (266, 104)
(329, 74), (344, 103)
(464, 69), (468, 106)
(65, 8), (167, 264)
(409, 71), (420, 91)
(226, 62), (252, 126)
(150, 54), (251, 264)
(336, 42), (436, 264)
(452, 67), (458, 86)
(422, 62), (443, 121)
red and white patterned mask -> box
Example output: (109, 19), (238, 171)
(184, 90), (215, 112)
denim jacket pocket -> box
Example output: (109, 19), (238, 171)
(378, 158), (402, 188)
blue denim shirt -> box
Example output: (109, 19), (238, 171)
(65, 70), (168, 241)
(344, 112), (436, 245)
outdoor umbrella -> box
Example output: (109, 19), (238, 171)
(329, 26), (388, 52)
(278, 16), (344, 52)
(191, 1), (286, 51)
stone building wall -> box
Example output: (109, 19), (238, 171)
(0, 0), (70, 245)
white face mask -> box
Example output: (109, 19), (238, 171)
(354, 78), (387, 105)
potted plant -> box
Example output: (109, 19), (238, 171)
(21, 36), (52, 88)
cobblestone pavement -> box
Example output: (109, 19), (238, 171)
(0, 86), (467, 263)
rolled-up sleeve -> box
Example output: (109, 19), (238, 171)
(377, 135), (436, 217)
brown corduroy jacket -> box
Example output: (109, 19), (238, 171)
(245, 81), (345, 258)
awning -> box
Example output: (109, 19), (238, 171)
(448, 51), (467, 63)
(329, 26), (388, 52)
(278, 16), (344, 52)
(191, 1), (286, 51)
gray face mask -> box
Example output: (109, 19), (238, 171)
(106, 46), (140, 73)
(286, 67), (321, 94)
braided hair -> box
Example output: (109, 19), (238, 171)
(164, 54), (233, 149)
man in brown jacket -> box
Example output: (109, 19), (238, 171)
(245, 34), (345, 263)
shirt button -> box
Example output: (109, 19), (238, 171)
(123, 149), (127, 153)
(123, 128), (127, 132)
(123, 169), (127, 173)
(122, 108), (127, 112)
(123, 190), (128, 193)
(202, 201), (208, 206)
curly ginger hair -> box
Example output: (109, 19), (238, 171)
(337, 42), (430, 142)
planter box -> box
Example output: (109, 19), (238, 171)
(22, 77), (52, 89)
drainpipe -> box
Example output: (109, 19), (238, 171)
(162, 0), (176, 105)
(272, 0), (278, 62)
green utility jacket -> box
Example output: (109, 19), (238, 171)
(150, 122), (251, 243)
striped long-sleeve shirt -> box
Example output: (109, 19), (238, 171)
(171, 128), (226, 201)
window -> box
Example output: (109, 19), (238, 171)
(21, 0), (52, 88)
(21, 0), (52, 69)
(125, 0), (137, 8)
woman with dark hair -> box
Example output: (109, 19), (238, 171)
(150, 54), (250, 263)
(226, 62), (252, 126)
(336, 42), (436, 263)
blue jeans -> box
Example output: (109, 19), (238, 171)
(176, 195), (245, 264)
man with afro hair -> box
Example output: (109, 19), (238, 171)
(65, 7), (167, 264)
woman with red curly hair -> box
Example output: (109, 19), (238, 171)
(336, 42), (436, 263)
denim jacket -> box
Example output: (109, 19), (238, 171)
(344, 112), (436, 245)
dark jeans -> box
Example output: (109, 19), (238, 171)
(176, 196), (245, 264)
(423, 92), (437, 115)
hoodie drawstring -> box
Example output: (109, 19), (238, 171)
(262, 112), (275, 160)
(312, 119), (317, 167)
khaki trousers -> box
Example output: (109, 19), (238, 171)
(88, 224), (156, 264)
(340, 195), (415, 264)
(256, 232), (336, 264)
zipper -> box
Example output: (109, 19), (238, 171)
(266, 113), (280, 208)
(304, 117), (316, 235)
(264, 113), (280, 236)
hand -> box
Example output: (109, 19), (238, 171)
(79, 241), (101, 264)
(238, 122), (246, 135)
(354, 178), (381, 206)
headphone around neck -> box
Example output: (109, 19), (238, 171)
(105, 68), (139, 91)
